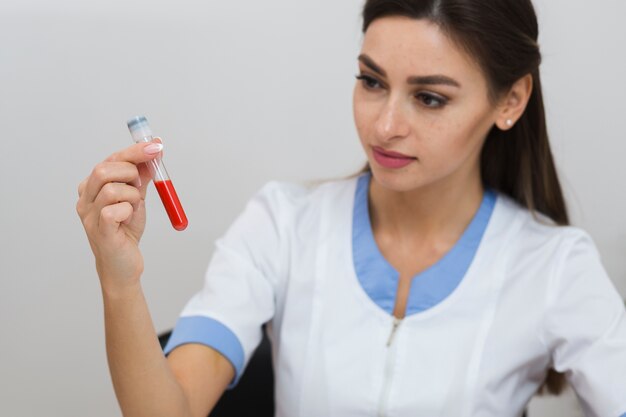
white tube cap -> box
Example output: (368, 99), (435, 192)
(127, 115), (153, 142)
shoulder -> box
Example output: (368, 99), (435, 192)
(259, 174), (359, 200)
(489, 193), (613, 320)
(252, 175), (359, 221)
(491, 192), (597, 267)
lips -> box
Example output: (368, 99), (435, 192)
(372, 146), (416, 169)
(373, 146), (415, 159)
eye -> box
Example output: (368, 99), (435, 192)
(355, 74), (382, 90)
(416, 92), (447, 109)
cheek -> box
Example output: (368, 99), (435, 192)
(420, 110), (490, 171)
(444, 108), (491, 149)
(353, 88), (374, 142)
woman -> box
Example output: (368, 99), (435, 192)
(76, 0), (626, 416)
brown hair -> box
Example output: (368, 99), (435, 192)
(339, 0), (568, 396)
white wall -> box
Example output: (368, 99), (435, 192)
(0, 1), (624, 416)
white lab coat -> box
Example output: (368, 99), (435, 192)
(165, 171), (626, 417)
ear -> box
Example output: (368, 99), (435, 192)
(495, 73), (533, 131)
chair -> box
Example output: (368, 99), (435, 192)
(158, 326), (275, 417)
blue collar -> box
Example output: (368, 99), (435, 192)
(352, 171), (496, 316)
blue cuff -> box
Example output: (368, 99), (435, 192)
(163, 316), (245, 389)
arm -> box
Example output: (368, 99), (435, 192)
(103, 284), (233, 417)
(540, 230), (626, 417)
(77, 142), (233, 417)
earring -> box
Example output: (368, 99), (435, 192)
(506, 119), (514, 127)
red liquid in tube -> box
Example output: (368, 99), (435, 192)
(154, 179), (188, 231)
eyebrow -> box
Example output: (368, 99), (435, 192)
(357, 54), (462, 88)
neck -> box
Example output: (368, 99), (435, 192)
(368, 173), (485, 245)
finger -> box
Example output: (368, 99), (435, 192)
(122, 198), (145, 226)
(153, 137), (164, 157)
(128, 142), (162, 189)
(76, 176), (92, 220)
(98, 201), (134, 237)
(82, 162), (141, 204)
(133, 137), (164, 198)
(78, 177), (88, 197)
(93, 182), (142, 214)
(105, 140), (164, 165)
(137, 163), (153, 198)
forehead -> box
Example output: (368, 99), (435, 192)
(361, 16), (485, 87)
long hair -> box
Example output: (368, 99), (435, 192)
(341, 0), (568, 395)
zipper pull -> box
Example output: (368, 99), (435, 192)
(386, 317), (402, 347)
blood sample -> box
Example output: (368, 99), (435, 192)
(127, 116), (188, 231)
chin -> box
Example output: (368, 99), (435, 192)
(369, 164), (424, 193)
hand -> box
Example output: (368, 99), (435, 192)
(76, 139), (163, 293)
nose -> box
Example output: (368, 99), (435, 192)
(374, 97), (410, 142)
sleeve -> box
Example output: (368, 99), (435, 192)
(540, 230), (626, 417)
(163, 181), (289, 389)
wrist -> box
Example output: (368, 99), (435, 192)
(100, 280), (143, 301)
(95, 259), (144, 300)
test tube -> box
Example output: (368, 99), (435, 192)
(127, 115), (188, 231)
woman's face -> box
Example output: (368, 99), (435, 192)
(353, 16), (501, 193)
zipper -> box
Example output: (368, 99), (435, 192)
(378, 316), (403, 417)
(386, 316), (402, 346)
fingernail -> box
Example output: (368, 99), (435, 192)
(144, 143), (163, 155)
